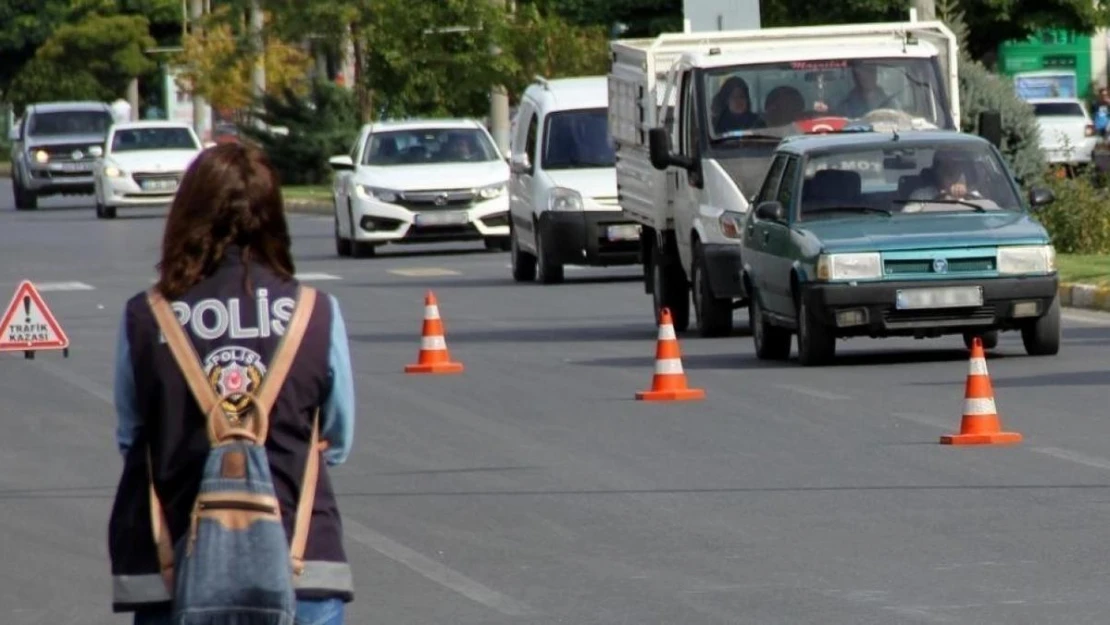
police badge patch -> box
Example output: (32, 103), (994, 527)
(203, 346), (267, 421)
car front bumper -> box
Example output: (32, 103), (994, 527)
(23, 161), (96, 194)
(350, 193), (509, 244)
(537, 210), (641, 266)
(99, 173), (183, 208)
(800, 275), (1058, 337)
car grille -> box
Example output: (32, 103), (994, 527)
(394, 189), (475, 211)
(882, 305), (997, 328)
(37, 143), (101, 163)
(884, 255), (996, 276)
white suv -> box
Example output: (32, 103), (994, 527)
(508, 76), (641, 284)
(329, 119), (510, 257)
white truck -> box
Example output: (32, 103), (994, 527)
(608, 18), (967, 336)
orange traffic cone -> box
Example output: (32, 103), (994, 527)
(636, 308), (705, 401)
(404, 291), (464, 374)
(940, 336), (1021, 445)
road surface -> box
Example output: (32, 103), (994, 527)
(2, 179), (1110, 624)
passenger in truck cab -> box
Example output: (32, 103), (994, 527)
(762, 85), (806, 128)
(835, 63), (892, 118)
(711, 77), (762, 133)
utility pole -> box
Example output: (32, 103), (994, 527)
(488, 0), (510, 154)
(189, 0), (207, 139)
(913, 0), (936, 21)
(249, 0), (265, 105)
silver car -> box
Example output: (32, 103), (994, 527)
(8, 101), (114, 210)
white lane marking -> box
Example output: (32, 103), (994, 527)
(294, 272), (342, 281)
(774, 384), (849, 400)
(343, 517), (533, 616)
(1030, 447), (1110, 471)
(389, 268), (460, 277)
(32, 281), (95, 291)
(1062, 309), (1110, 325)
(30, 349), (535, 618)
(502, 263), (588, 272)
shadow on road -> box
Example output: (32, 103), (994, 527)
(351, 274), (642, 289)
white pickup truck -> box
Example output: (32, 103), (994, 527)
(609, 18), (967, 336)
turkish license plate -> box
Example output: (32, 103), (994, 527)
(141, 178), (178, 191)
(606, 224), (641, 241)
(895, 286), (983, 310)
(414, 211), (468, 226)
(60, 162), (91, 172)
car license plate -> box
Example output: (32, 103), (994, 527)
(606, 224), (641, 241)
(59, 162), (91, 172)
(141, 178), (177, 192)
(895, 286), (983, 310)
(414, 211), (468, 226)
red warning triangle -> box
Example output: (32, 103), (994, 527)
(0, 281), (70, 352)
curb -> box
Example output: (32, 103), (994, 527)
(1059, 282), (1110, 313)
(283, 199), (331, 215)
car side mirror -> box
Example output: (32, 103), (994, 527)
(978, 111), (1002, 148)
(510, 152), (531, 174)
(648, 128), (672, 171)
(89, 146), (103, 158)
(329, 155), (355, 171)
(755, 200), (786, 222)
(8, 126), (19, 142)
(1028, 186), (1055, 208)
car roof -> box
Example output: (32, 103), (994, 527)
(776, 130), (992, 156)
(363, 118), (484, 132)
(110, 121), (196, 131)
(28, 101), (112, 114)
(523, 76), (608, 112)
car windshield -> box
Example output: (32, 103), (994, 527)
(1032, 102), (1085, 117)
(111, 127), (199, 152)
(362, 127), (499, 166)
(542, 108), (616, 169)
(29, 111), (112, 136)
(704, 57), (952, 140)
(797, 141), (1023, 220)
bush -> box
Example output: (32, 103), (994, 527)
(239, 80), (359, 186)
(1033, 171), (1110, 254)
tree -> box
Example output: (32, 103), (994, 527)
(501, 4), (612, 104)
(173, 5), (314, 114)
(0, 0), (71, 99)
(523, 0), (682, 37)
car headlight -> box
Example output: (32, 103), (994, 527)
(718, 211), (745, 239)
(34, 150), (48, 163)
(356, 185), (397, 203)
(104, 165), (124, 178)
(997, 245), (1055, 275)
(476, 183), (506, 200)
(548, 187), (583, 211)
(816, 252), (882, 281)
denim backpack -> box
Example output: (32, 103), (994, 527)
(146, 285), (321, 625)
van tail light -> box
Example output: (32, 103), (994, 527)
(1086, 123), (1096, 136)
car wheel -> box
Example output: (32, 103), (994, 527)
(13, 181), (37, 211)
(651, 250), (690, 332)
(335, 212), (352, 257)
(510, 223), (536, 282)
(796, 298), (835, 366)
(1021, 295), (1061, 356)
(535, 224), (564, 284)
(95, 201), (117, 219)
(750, 290), (791, 360)
(963, 330), (999, 350)
(692, 247), (733, 337)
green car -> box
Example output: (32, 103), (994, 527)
(738, 130), (1060, 366)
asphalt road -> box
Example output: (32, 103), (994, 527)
(3, 178), (1110, 624)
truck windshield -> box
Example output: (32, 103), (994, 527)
(542, 108), (616, 169)
(704, 57), (952, 140)
(797, 141), (1024, 220)
(29, 111), (113, 136)
(362, 128), (500, 166)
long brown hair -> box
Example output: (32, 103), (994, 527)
(155, 143), (295, 299)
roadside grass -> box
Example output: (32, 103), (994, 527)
(1058, 254), (1110, 286)
(283, 185), (331, 202)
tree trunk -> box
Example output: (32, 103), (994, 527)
(350, 22), (372, 123)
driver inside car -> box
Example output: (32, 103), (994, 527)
(907, 148), (986, 203)
(834, 64), (892, 118)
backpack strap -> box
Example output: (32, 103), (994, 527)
(252, 286), (317, 442)
(291, 409), (322, 577)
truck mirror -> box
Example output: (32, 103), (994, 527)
(648, 128), (672, 171)
(978, 111), (1002, 148)
(755, 200), (785, 222)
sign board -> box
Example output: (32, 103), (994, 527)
(1014, 71), (1078, 99)
(0, 280), (70, 356)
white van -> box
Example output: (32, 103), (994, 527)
(508, 76), (641, 284)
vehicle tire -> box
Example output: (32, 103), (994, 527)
(963, 330), (998, 350)
(335, 213), (351, 257)
(510, 224), (536, 282)
(1022, 295), (1061, 356)
(796, 298), (836, 366)
(692, 246), (733, 337)
(651, 248), (690, 332)
(95, 202), (117, 219)
(535, 225), (564, 284)
(13, 182), (37, 211)
(749, 290), (791, 360)
(484, 237), (511, 252)
(347, 204), (376, 258)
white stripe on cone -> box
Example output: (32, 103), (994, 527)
(968, 358), (989, 376)
(658, 324), (676, 341)
(963, 397), (997, 416)
(421, 335), (447, 350)
(424, 305), (441, 320)
(654, 358), (684, 375)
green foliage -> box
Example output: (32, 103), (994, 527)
(1034, 172), (1110, 254)
(0, 0), (71, 98)
(956, 56), (1046, 182)
(501, 4), (612, 104)
(523, 0), (682, 37)
(6, 58), (108, 115)
(239, 80), (360, 186)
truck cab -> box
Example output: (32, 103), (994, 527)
(609, 19), (964, 336)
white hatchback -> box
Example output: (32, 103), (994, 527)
(92, 121), (205, 219)
(328, 119), (510, 257)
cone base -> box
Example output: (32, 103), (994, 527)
(939, 431), (1022, 445)
(635, 387), (706, 401)
(405, 360), (464, 374)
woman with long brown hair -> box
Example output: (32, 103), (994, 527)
(107, 143), (356, 625)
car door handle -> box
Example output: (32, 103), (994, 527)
(762, 231), (770, 243)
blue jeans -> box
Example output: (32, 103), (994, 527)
(133, 598), (345, 625)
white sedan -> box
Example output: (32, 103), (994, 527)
(92, 121), (206, 219)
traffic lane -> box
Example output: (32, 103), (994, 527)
(0, 176), (96, 212)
